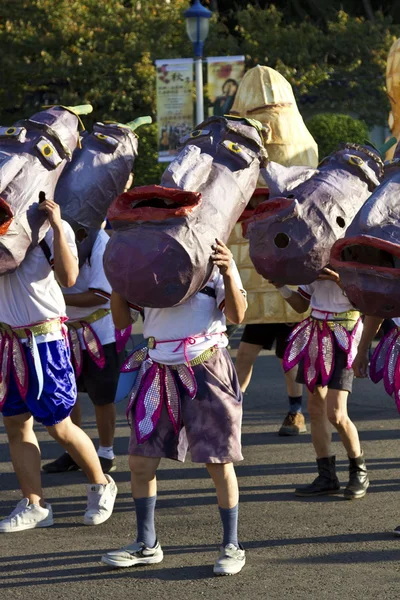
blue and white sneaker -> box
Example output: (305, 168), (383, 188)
(213, 543), (246, 576)
(101, 540), (163, 568)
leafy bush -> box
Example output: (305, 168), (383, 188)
(133, 123), (165, 187)
(306, 113), (370, 158)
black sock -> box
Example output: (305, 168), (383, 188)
(288, 395), (302, 413)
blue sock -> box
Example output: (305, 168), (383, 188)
(219, 504), (239, 548)
(134, 495), (157, 548)
(289, 395), (302, 414)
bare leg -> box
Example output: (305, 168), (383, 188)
(280, 360), (303, 398)
(70, 400), (82, 427)
(206, 463), (239, 509)
(234, 341), (262, 393)
(46, 417), (107, 484)
(326, 389), (361, 458)
(129, 455), (160, 498)
(95, 403), (116, 448)
(3, 413), (44, 507)
(308, 387), (332, 458)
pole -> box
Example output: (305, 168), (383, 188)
(195, 56), (204, 125)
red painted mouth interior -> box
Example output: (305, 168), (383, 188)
(242, 197), (293, 236)
(108, 185), (202, 223)
(238, 188), (270, 223)
(0, 197), (13, 235)
(331, 236), (400, 274)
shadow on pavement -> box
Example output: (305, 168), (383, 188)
(1, 531), (397, 588)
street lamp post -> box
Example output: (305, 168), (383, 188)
(184, 0), (212, 125)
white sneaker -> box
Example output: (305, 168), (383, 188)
(0, 498), (54, 533)
(213, 543), (246, 576)
(84, 474), (118, 526)
(101, 541), (163, 568)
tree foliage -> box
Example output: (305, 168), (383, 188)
(306, 113), (369, 159)
(0, 1), (399, 179)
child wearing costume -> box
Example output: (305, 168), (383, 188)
(0, 200), (117, 532)
(101, 239), (248, 576)
(276, 268), (369, 499)
(43, 228), (124, 474)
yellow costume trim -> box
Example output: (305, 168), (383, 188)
(0, 318), (63, 339)
(68, 308), (110, 330)
(313, 309), (361, 332)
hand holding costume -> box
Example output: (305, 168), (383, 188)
(104, 116), (267, 309)
(0, 105), (90, 274)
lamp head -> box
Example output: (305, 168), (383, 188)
(184, 0), (212, 56)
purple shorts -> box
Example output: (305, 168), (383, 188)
(128, 348), (243, 464)
(1, 339), (77, 426)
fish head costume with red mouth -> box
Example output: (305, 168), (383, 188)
(103, 116), (267, 308)
(55, 117), (150, 266)
(245, 143), (384, 286)
(331, 142), (400, 318)
(0, 105), (90, 274)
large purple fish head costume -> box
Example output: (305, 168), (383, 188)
(245, 143), (384, 286)
(56, 116), (151, 266)
(103, 116), (267, 308)
(0, 105), (91, 274)
(331, 142), (400, 318)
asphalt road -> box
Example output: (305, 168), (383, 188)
(1, 336), (400, 599)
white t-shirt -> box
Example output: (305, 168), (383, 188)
(136, 262), (245, 365)
(0, 220), (78, 343)
(393, 317), (400, 327)
(298, 280), (354, 318)
(64, 230), (115, 346)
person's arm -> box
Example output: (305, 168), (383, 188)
(352, 316), (383, 377)
(211, 239), (246, 324)
(111, 291), (133, 330)
(270, 282), (310, 314)
(64, 291), (108, 308)
(39, 200), (78, 287)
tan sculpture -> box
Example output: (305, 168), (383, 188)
(386, 38), (400, 160)
(228, 65), (318, 324)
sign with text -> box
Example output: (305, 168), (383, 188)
(155, 58), (194, 163)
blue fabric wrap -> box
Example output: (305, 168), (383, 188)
(115, 370), (138, 403)
(1, 339), (77, 426)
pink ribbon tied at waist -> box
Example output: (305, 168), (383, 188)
(121, 333), (224, 444)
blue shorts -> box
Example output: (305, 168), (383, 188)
(1, 339), (77, 426)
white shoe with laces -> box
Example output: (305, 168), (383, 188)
(0, 498), (54, 533)
(101, 540), (164, 568)
(213, 543), (246, 576)
(84, 474), (117, 526)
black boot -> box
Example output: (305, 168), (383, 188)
(295, 456), (341, 497)
(343, 453), (369, 500)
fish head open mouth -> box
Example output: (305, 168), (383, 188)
(245, 144), (384, 286)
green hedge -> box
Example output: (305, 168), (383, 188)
(133, 123), (165, 187)
(306, 113), (370, 159)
